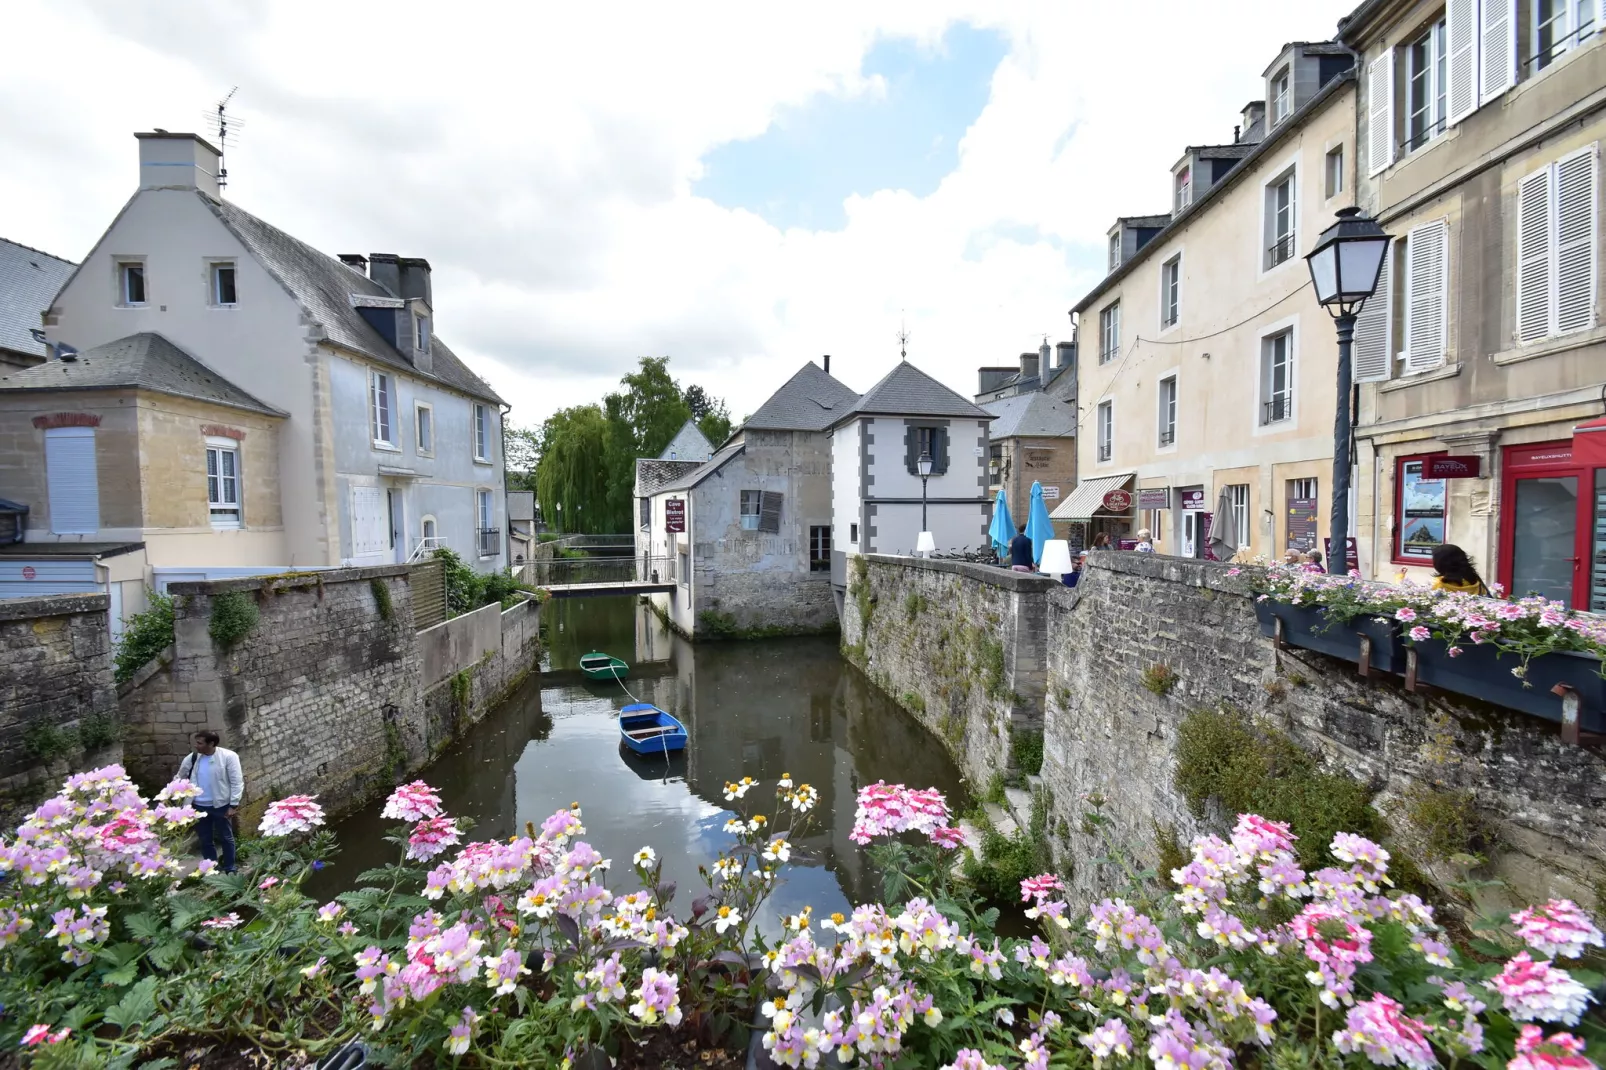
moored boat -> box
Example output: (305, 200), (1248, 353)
(580, 652), (630, 682)
(618, 703), (687, 754)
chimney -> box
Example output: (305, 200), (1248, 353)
(135, 131), (222, 197)
(1019, 351), (1039, 381)
(368, 254), (401, 296)
(1038, 340), (1051, 373)
(399, 257), (432, 307)
(823, 354), (831, 374)
(339, 254), (369, 271)
(1239, 101), (1267, 145)
(1233, 124), (1241, 143)
(1055, 340), (1076, 370)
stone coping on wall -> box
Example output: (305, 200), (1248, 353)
(164, 563), (411, 597)
(863, 553), (1059, 593)
(1075, 551), (1256, 595)
(0, 592), (109, 622)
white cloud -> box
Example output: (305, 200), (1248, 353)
(0, 0), (1356, 425)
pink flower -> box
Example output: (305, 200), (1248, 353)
(1511, 900), (1605, 960)
(929, 825), (966, 849)
(1448, 646), (1463, 657)
(1226, 568), (1243, 576)
(382, 781), (444, 822)
(849, 782), (952, 844)
(1020, 873), (1065, 903)
(1509, 1025), (1596, 1070)
(201, 913), (243, 930)
(21, 1024), (53, 1046)
(1409, 626), (1431, 642)
(943, 1051), (1008, 1070)
(258, 876), (279, 890)
(406, 816), (463, 862)
(1332, 995), (1436, 1070)
(1489, 952), (1593, 1025)
(258, 794), (325, 837)
(1395, 607), (1417, 622)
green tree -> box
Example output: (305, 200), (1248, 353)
(502, 422), (540, 493)
(684, 384), (733, 446)
(601, 357), (693, 528)
(533, 404), (612, 533)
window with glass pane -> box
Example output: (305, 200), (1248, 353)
(1592, 472), (1606, 612)
(1229, 484), (1251, 547)
(1158, 375), (1177, 445)
(1271, 69), (1291, 123)
(740, 490), (762, 530)
(416, 404), (433, 454)
(1161, 257), (1180, 328)
(1512, 476), (1578, 605)
(1325, 146), (1344, 198)
(809, 525), (831, 571)
(1097, 401), (1113, 462)
(474, 405), (489, 460)
(1407, 19), (1448, 150)
(1533, 0), (1596, 71)
(1265, 173), (1295, 268)
(1174, 168), (1191, 211)
(119, 262), (146, 306)
(1099, 302), (1121, 364)
(211, 263), (237, 305)
(370, 372), (393, 445)
(1260, 330), (1293, 424)
(1108, 233), (1120, 270)
(206, 444), (240, 524)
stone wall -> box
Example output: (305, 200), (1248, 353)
(119, 565), (541, 826)
(841, 554), (1054, 784)
(0, 593), (120, 821)
(1042, 552), (1606, 910)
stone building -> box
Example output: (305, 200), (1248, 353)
(1068, 40), (1357, 559)
(0, 131), (509, 621)
(978, 340), (1078, 542)
(645, 360), (856, 637)
(0, 238), (74, 371)
(1342, 0), (1606, 606)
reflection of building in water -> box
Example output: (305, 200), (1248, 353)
(633, 600), (674, 665)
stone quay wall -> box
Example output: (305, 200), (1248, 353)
(849, 551), (1606, 910)
(0, 593), (120, 822)
(840, 554), (1055, 785)
(119, 566), (541, 827)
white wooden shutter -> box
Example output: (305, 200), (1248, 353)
(1516, 166), (1556, 343)
(1555, 145), (1599, 335)
(1403, 221), (1450, 373)
(1480, 0), (1516, 104)
(1367, 53), (1395, 177)
(1353, 248), (1393, 382)
(1446, 0), (1479, 124)
(45, 427), (99, 535)
(350, 485), (388, 556)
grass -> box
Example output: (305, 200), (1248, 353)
(1140, 663), (1178, 696)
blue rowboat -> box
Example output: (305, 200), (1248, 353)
(618, 703), (687, 754)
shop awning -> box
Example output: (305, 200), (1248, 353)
(1574, 416), (1606, 468)
(1050, 472), (1135, 521)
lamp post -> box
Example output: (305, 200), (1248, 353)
(1303, 207), (1392, 576)
(917, 450), (934, 533)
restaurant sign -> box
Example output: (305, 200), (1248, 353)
(1137, 487), (1171, 510)
(664, 498), (686, 533)
(1179, 489), (1206, 511)
(1101, 489), (1134, 513)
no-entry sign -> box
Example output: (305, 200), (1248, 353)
(21, 566), (35, 581)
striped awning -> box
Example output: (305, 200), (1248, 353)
(1050, 472), (1135, 521)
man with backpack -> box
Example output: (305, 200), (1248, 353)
(176, 730), (244, 873)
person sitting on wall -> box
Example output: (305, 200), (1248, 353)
(177, 730), (244, 874)
(1065, 551), (1089, 588)
(1431, 543), (1490, 595)
(1009, 524), (1035, 573)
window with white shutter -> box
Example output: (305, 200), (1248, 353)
(1403, 221), (1450, 373)
(1481, 0), (1517, 103)
(1447, 0), (1478, 124)
(1367, 53), (1395, 177)
(350, 485), (389, 556)
(1516, 145), (1599, 343)
(45, 427), (99, 535)
(1353, 247), (1393, 382)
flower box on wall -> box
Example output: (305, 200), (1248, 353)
(1410, 640), (1606, 733)
(1253, 601), (1407, 674)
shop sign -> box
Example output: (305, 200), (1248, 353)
(1137, 487), (1171, 510)
(1324, 536), (1360, 572)
(1117, 538), (1139, 551)
(1101, 489), (1134, 513)
(1042, 485), (1061, 500)
(1423, 455), (1482, 479)
(1179, 489), (1206, 511)
(664, 499), (685, 534)
(1286, 498), (1318, 552)
(1507, 442), (1574, 470)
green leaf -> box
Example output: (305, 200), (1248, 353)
(137, 1059), (179, 1070)
(148, 939), (187, 970)
(101, 960), (140, 987)
(104, 976), (159, 1032)
(123, 914), (164, 942)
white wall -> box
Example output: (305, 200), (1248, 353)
(831, 423), (861, 555)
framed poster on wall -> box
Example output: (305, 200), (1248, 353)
(1395, 456), (1446, 564)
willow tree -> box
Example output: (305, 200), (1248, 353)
(533, 405), (612, 534)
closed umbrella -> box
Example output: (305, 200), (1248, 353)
(1207, 487), (1238, 562)
(988, 488), (1015, 558)
(1026, 482), (1056, 564)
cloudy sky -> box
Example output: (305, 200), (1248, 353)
(1, 0), (1354, 428)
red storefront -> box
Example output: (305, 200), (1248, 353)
(1497, 424), (1606, 610)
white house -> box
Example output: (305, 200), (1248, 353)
(0, 131), (508, 618)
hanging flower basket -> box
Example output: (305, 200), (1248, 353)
(1254, 600), (1406, 674)
(1410, 640), (1606, 733)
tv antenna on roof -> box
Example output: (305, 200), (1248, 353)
(202, 87), (244, 191)
(897, 315), (910, 362)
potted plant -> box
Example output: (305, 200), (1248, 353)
(1250, 565), (1423, 674)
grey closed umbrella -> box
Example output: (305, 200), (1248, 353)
(1207, 487), (1238, 562)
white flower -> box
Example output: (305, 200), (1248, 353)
(633, 846), (656, 867)
(713, 905), (742, 933)
(722, 818), (745, 835)
(762, 839), (792, 863)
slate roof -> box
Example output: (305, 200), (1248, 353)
(659, 419), (714, 461)
(0, 238), (74, 358)
(652, 443), (746, 494)
(635, 458), (705, 497)
(833, 361), (992, 427)
(0, 332), (283, 416)
(202, 196), (505, 405)
(741, 361), (860, 432)
(983, 391), (1075, 440)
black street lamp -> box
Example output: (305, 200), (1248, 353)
(916, 450), (934, 533)
(1304, 207), (1392, 576)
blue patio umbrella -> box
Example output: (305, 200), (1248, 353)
(988, 488), (1015, 557)
(1026, 482), (1055, 564)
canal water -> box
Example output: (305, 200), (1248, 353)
(313, 597), (970, 930)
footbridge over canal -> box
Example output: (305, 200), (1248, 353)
(534, 553), (677, 599)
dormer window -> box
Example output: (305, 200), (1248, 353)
(1270, 68), (1291, 124)
(414, 313), (430, 355)
(1108, 233), (1121, 271)
(1174, 167), (1192, 212)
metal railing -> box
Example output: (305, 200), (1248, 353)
(1266, 234), (1295, 268)
(477, 527), (502, 558)
(408, 536), (447, 563)
(1159, 428), (1175, 446)
(531, 555), (675, 587)
(1262, 395), (1292, 424)
(1097, 442), (1112, 462)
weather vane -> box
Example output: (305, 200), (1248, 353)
(897, 315), (910, 362)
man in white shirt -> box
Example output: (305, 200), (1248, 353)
(176, 730), (244, 873)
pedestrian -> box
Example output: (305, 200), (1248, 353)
(1065, 550), (1089, 588)
(177, 730), (243, 873)
(1304, 549), (1325, 573)
(1134, 528), (1156, 553)
(1091, 532), (1112, 551)
(1430, 543), (1490, 594)
(1008, 523), (1035, 572)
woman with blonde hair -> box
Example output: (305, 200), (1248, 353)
(1134, 528), (1155, 553)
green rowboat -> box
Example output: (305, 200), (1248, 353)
(579, 652), (629, 682)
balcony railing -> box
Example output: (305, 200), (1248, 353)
(408, 536), (447, 563)
(1097, 442), (1112, 462)
(477, 527), (502, 558)
(1159, 428), (1175, 446)
(1266, 234), (1295, 268)
(1262, 395), (1292, 424)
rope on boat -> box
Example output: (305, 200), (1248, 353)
(608, 664), (675, 764)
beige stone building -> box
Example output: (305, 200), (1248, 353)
(1342, 0), (1606, 606)
(1067, 42), (1359, 560)
(976, 342), (1079, 541)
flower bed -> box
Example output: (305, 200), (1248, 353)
(1, 765), (1604, 1068)
(1253, 600), (1407, 673)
